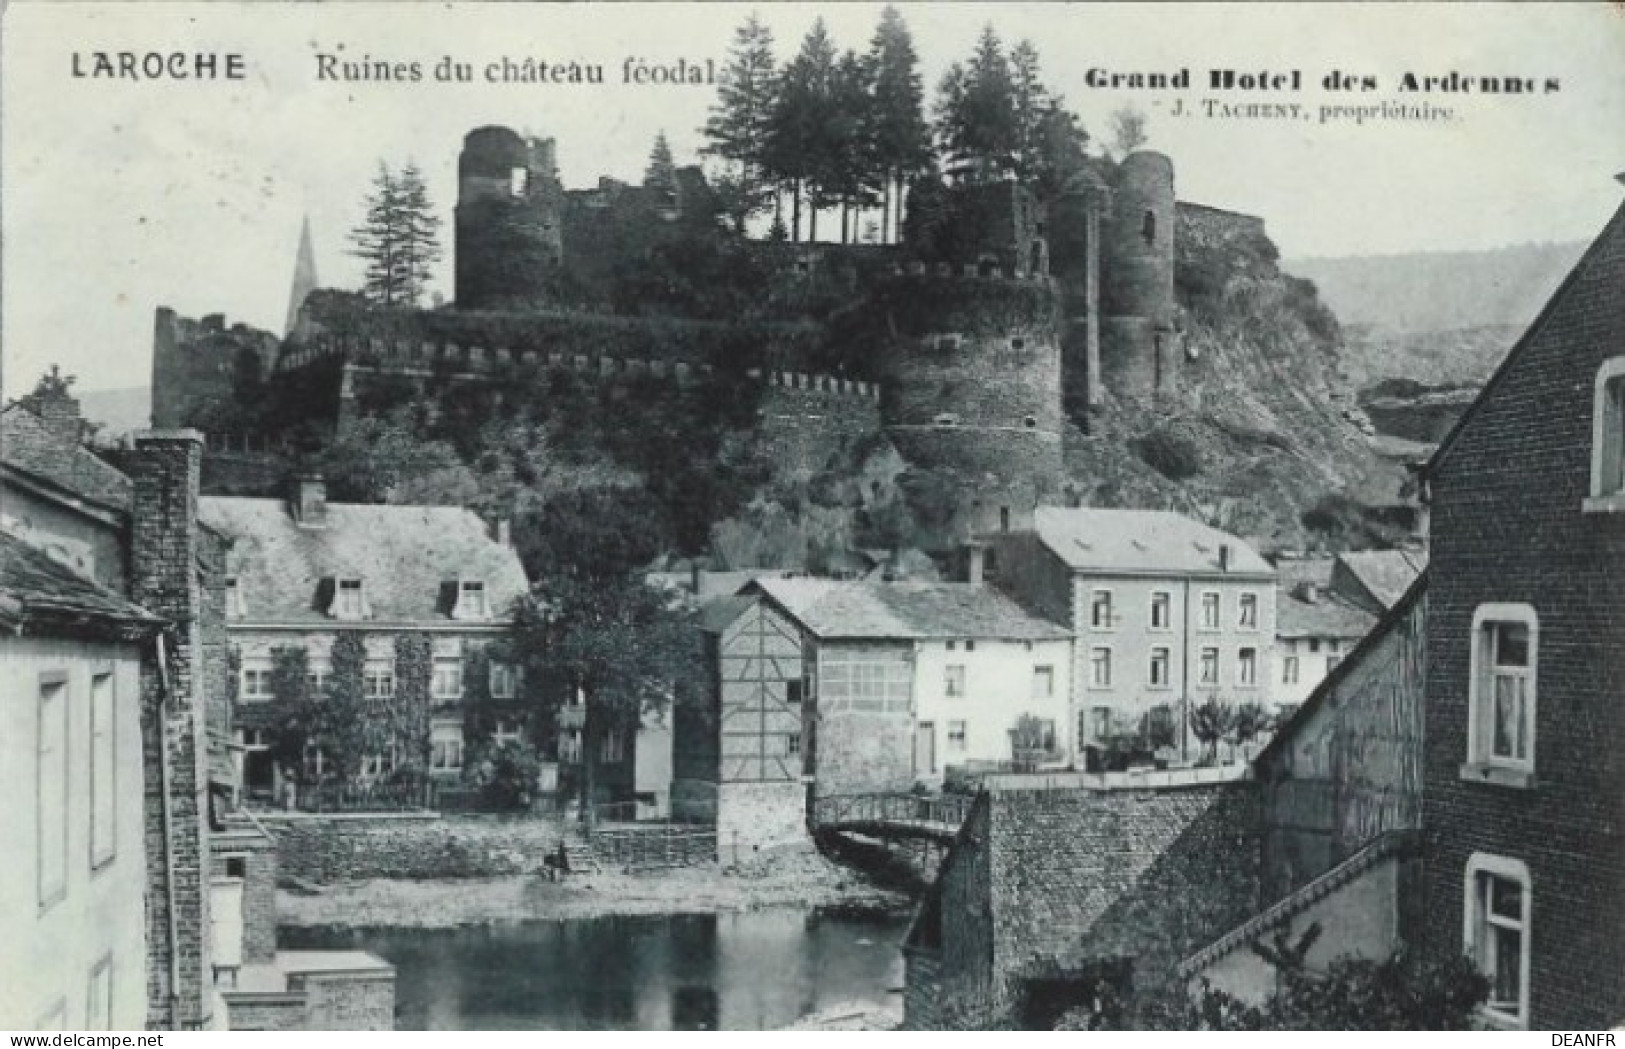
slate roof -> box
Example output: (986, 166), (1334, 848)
(698, 594), (754, 635)
(1, 404), (133, 512)
(1337, 548), (1428, 611)
(0, 532), (161, 637)
(750, 577), (1070, 642)
(198, 497), (529, 625)
(1030, 507), (1273, 577)
(1274, 557), (1377, 640)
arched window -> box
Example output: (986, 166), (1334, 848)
(1141, 209), (1156, 245)
(1587, 357), (1625, 509)
(1466, 603), (1538, 787)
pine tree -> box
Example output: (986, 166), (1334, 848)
(701, 12), (779, 232)
(866, 5), (931, 242)
(1110, 105), (1149, 156)
(820, 49), (880, 243)
(765, 18), (838, 241)
(644, 131), (679, 209)
(935, 25), (1018, 181)
(394, 162), (442, 306)
(350, 161), (441, 307)
(1009, 39), (1050, 178)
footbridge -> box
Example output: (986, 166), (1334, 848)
(809, 792), (976, 844)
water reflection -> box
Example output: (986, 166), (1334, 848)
(283, 908), (906, 1031)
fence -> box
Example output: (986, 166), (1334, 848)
(293, 777), (438, 813)
(809, 792), (976, 835)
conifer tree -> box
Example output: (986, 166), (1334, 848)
(865, 5), (931, 242)
(1009, 39), (1050, 178)
(701, 12), (779, 232)
(934, 25), (1017, 181)
(350, 161), (441, 307)
(644, 131), (679, 208)
(765, 18), (838, 241)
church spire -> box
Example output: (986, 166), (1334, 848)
(284, 215), (318, 337)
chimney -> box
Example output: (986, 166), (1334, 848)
(127, 430), (217, 1030)
(966, 543), (987, 587)
(291, 474), (328, 527)
(1219, 544), (1232, 572)
(491, 517), (512, 547)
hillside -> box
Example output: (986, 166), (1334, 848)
(1286, 242), (1585, 335)
(77, 386), (150, 438)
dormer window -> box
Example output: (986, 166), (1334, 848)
(224, 577), (245, 619)
(453, 579), (490, 621)
(334, 578), (365, 619)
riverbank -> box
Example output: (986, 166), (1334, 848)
(779, 1001), (904, 1031)
(278, 848), (913, 928)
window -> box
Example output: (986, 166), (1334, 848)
(1466, 604), (1538, 784)
(336, 578), (365, 618)
(947, 720), (967, 751)
(965, 640), (976, 652)
(1032, 665), (1055, 700)
(1282, 655), (1300, 685)
(1198, 647), (1219, 686)
(1200, 592), (1221, 631)
(1150, 591), (1172, 630)
(1149, 647), (1171, 688)
(601, 729), (625, 764)
(944, 665), (967, 698)
(1090, 589), (1114, 630)
(1090, 706), (1113, 741)
(224, 577), (245, 618)
(1090, 647), (1112, 688)
(785, 679), (804, 705)
(1141, 209), (1156, 245)
(364, 663), (396, 700)
(558, 727), (582, 764)
(1327, 654), (1344, 672)
(1238, 592), (1259, 630)
(999, 506), (1011, 532)
(489, 661), (518, 699)
(509, 166), (528, 196)
(1464, 854), (1531, 1028)
(1010, 338), (1026, 351)
(933, 412), (959, 427)
(359, 747), (397, 778)
(38, 673), (68, 909)
(1587, 357), (1625, 507)
(90, 672), (116, 869)
(787, 732), (802, 757)
(455, 579), (489, 620)
(1309, 638), (1321, 654)
(432, 657), (464, 700)
(429, 722), (464, 772)
(1238, 647), (1258, 687)
(240, 662), (273, 701)
(86, 957), (113, 1032)
(305, 662), (329, 695)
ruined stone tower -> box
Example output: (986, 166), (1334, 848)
(878, 182), (1065, 536)
(1099, 150), (1179, 400)
(453, 126), (566, 309)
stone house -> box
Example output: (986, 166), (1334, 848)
(198, 477), (528, 799)
(1181, 180), (1625, 1028)
(722, 577), (1074, 798)
(0, 533), (161, 1030)
(988, 507), (1275, 759)
(2, 409), (394, 1030)
(1270, 552), (1419, 711)
(1413, 182), (1625, 1029)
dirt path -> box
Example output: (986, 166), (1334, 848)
(278, 849), (912, 928)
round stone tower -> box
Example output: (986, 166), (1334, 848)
(875, 269), (1065, 536)
(1100, 150), (1179, 400)
(454, 126), (566, 309)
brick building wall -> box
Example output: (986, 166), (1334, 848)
(1420, 200), (1625, 1029)
(211, 827), (279, 966)
(129, 430), (216, 1031)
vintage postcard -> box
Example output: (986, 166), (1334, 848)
(2, 0), (1622, 1033)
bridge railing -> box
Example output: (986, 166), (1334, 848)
(810, 791), (975, 833)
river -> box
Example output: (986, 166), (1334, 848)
(282, 908), (909, 1030)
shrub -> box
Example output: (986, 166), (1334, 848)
(464, 739), (543, 810)
(1133, 429), (1204, 481)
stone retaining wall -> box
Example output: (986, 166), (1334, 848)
(260, 813), (570, 883)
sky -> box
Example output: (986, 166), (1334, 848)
(3, 1), (1623, 396)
